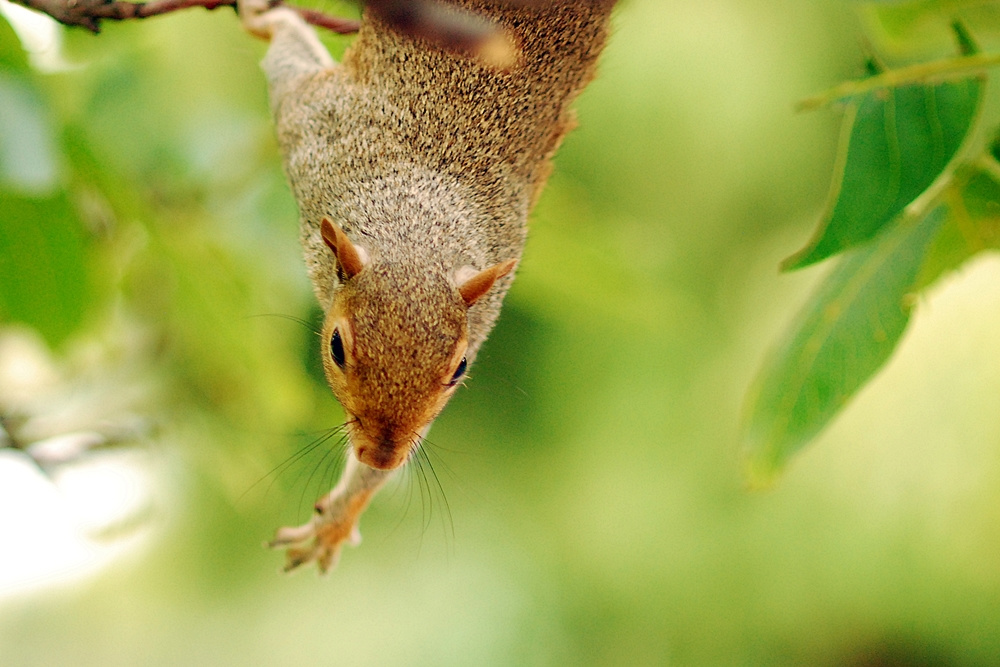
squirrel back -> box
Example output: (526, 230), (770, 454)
(275, 0), (613, 333)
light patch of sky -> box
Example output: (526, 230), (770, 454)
(0, 328), (160, 601)
(0, 447), (155, 599)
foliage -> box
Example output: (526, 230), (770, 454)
(743, 10), (1000, 484)
(0, 18), (89, 346)
(3, 2), (1000, 666)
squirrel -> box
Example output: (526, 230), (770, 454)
(239, 0), (617, 572)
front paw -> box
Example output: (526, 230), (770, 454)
(268, 513), (362, 573)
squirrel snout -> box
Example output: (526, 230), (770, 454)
(355, 443), (408, 470)
(352, 427), (413, 470)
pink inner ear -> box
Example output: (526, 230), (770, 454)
(458, 258), (517, 306)
(321, 218), (366, 279)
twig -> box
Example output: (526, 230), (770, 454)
(798, 52), (1000, 111)
(294, 5), (361, 35)
(8, 0), (532, 66)
(9, 0), (360, 34)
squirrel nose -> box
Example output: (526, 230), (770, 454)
(378, 431), (397, 450)
(354, 428), (407, 470)
(357, 445), (404, 470)
(374, 434), (400, 462)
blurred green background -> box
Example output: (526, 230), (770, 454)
(2, 0), (1000, 664)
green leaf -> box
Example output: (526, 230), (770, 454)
(0, 15), (29, 75)
(743, 204), (946, 486)
(784, 76), (983, 269)
(914, 167), (1000, 290)
(863, 1), (986, 52)
(958, 166), (1000, 249)
(0, 8), (60, 195)
(951, 19), (980, 57)
(0, 192), (91, 346)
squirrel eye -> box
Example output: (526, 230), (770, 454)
(330, 329), (346, 370)
(448, 357), (467, 387)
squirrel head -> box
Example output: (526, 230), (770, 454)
(319, 218), (516, 471)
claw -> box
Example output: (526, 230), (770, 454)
(268, 508), (363, 572)
(283, 547), (314, 572)
(267, 453), (393, 573)
(268, 522), (315, 547)
(316, 546), (341, 574)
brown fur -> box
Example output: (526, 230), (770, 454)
(243, 0), (617, 570)
(272, 0), (615, 349)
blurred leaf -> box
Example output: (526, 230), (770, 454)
(862, 0), (987, 46)
(914, 165), (1000, 289)
(0, 13), (59, 195)
(60, 122), (146, 228)
(744, 204), (946, 485)
(0, 192), (90, 346)
(785, 76), (982, 269)
(0, 73), (60, 193)
(950, 19), (979, 57)
(0, 15), (29, 74)
(864, 0), (942, 32)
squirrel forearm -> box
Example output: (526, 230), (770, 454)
(269, 452), (394, 572)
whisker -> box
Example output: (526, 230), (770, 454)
(496, 375), (530, 398)
(473, 354), (531, 398)
(413, 441), (433, 557)
(389, 450), (419, 543)
(295, 423), (354, 516)
(416, 441), (454, 544)
(317, 433), (350, 506)
(298, 436), (340, 515)
(244, 312), (322, 336)
(419, 431), (467, 456)
(421, 429), (486, 522)
(239, 424), (347, 502)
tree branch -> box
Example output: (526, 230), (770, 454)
(8, 0), (361, 34)
(4, 0), (555, 66)
(797, 52), (1000, 112)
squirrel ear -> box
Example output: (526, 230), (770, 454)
(321, 218), (368, 280)
(457, 258), (517, 306)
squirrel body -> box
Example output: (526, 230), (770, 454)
(241, 0), (616, 571)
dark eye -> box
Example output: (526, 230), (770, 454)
(449, 357), (467, 387)
(330, 329), (346, 369)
